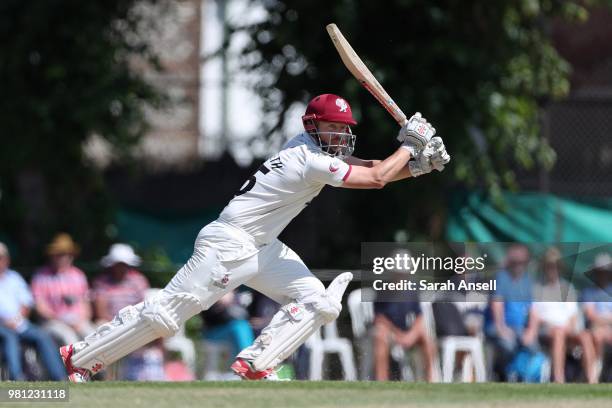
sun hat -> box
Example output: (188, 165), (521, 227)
(100, 243), (141, 268)
(46, 233), (80, 256)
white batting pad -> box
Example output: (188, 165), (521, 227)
(71, 292), (202, 373)
(252, 272), (353, 371)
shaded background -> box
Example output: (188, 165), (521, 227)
(1, 0), (611, 285)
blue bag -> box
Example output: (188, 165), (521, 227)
(505, 348), (548, 383)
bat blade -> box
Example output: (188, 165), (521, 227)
(326, 23), (408, 127)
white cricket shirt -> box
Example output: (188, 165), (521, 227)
(218, 133), (352, 245)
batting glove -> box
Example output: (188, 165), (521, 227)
(408, 137), (450, 177)
(398, 112), (436, 156)
(428, 137), (451, 172)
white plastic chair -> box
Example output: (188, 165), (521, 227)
(421, 301), (486, 383)
(347, 288), (375, 338)
(440, 336), (486, 382)
(418, 302), (442, 382)
(306, 320), (357, 380)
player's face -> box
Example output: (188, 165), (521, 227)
(317, 120), (349, 134)
(316, 120), (350, 152)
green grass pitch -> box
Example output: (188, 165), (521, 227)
(1, 381), (611, 408)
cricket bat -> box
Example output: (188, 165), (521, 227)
(326, 23), (408, 127)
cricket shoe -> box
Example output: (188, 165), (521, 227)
(60, 343), (95, 383)
(230, 358), (281, 381)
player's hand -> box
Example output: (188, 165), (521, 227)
(408, 142), (435, 177)
(407, 137), (449, 177)
(428, 137), (450, 172)
(398, 112), (436, 155)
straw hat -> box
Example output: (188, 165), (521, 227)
(46, 233), (80, 256)
(100, 243), (141, 268)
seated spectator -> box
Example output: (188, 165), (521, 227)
(485, 244), (539, 379)
(581, 252), (612, 380)
(0, 242), (65, 380)
(533, 247), (597, 383)
(92, 243), (165, 381)
(437, 258), (489, 335)
(373, 287), (436, 382)
(201, 291), (254, 358)
(31, 233), (95, 345)
(93, 243), (149, 322)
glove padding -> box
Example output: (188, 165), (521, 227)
(398, 112), (436, 155)
(408, 137), (451, 177)
(428, 137), (451, 172)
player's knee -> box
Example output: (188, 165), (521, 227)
(300, 280), (341, 324)
(165, 248), (231, 311)
(296, 276), (326, 300)
(142, 292), (203, 337)
(142, 298), (179, 337)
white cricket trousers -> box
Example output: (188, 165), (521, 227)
(163, 219), (326, 348)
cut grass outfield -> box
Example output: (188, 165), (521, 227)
(1, 381), (611, 408)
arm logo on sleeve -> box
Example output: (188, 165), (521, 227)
(329, 163), (339, 172)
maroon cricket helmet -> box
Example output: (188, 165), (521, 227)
(302, 94), (357, 133)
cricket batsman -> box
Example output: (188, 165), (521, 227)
(60, 93), (450, 381)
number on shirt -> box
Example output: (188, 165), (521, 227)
(235, 163), (271, 196)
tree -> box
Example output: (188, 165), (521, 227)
(224, 0), (608, 265)
(0, 0), (166, 264)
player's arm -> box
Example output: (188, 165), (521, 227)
(342, 148), (412, 189)
(343, 156), (380, 168)
(345, 155), (414, 182)
(342, 114), (450, 188)
(305, 149), (411, 189)
(307, 113), (448, 188)
(342, 138), (451, 188)
(343, 112), (436, 172)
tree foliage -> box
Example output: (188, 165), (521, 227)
(224, 0), (610, 262)
(0, 0), (166, 263)
(234, 0), (608, 193)
(219, 0), (606, 256)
